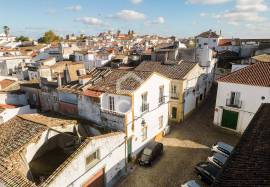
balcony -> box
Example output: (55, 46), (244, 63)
(159, 96), (165, 105)
(226, 98), (242, 108)
(140, 103), (149, 113)
(100, 108), (126, 117)
(170, 92), (179, 100)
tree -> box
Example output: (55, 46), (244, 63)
(38, 30), (60, 44)
(3, 26), (10, 37)
(15, 35), (30, 42)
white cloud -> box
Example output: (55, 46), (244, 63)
(130, 0), (143, 4)
(186, 0), (231, 5)
(235, 0), (267, 12)
(75, 17), (105, 26)
(112, 10), (146, 21)
(150, 17), (165, 24)
(213, 0), (268, 25)
(65, 5), (82, 12)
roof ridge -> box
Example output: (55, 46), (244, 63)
(218, 62), (257, 81)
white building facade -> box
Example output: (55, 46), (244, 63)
(214, 82), (270, 133)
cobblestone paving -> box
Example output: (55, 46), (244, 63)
(117, 86), (240, 187)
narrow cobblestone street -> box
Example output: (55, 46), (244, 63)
(117, 85), (240, 187)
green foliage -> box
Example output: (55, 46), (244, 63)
(38, 30), (60, 44)
(15, 35), (30, 42)
(3, 26), (10, 36)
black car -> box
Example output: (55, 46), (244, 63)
(138, 142), (163, 166)
(195, 162), (221, 184)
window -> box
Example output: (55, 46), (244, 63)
(171, 85), (178, 99)
(213, 39), (217, 42)
(172, 107), (177, 119)
(142, 126), (147, 141)
(109, 96), (115, 111)
(227, 92), (241, 107)
(141, 92), (149, 112)
(85, 150), (99, 168)
(159, 85), (165, 104)
(159, 116), (163, 129)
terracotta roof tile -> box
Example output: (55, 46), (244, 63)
(196, 30), (219, 38)
(135, 61), (197, 80)
(252, 54), (270, 63)
(0, 117), (47, 187)
(89, 70), (152, 95)
(213, 103), (270, 187)
(0, 79), (16, 90)
(218, 62), (270, 87)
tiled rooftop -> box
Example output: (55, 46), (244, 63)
(218, 61), (270, 87)
(0, 117), (47, 187)
(88, 69), (152, 95)
(135, 61), (197, 80)
(252, 54), (270, 63)
(213, 103), (270, 187)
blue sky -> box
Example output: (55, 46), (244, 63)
(0, 0), (270, 39)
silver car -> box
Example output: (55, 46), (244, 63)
(207, 152), (228, 168)
(211, 142), (234, 157)
(181, 180), (200, 187)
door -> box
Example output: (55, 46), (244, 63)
(127, 138), (132, 162)
(221, 109), (238, 130)
(196, 97), (199, 108)
(172, 107), (177, 119)
(83, 169), (105, 187)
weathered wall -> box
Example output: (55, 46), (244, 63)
(0, 92), (27, 105)
(78, 95), (101, 124)
(58, 101), (78, 116)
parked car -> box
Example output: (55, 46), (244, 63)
(181, 180), (200, 187)
(211, 142), (233, 157)
(208, 152), (228, 168)
(163, 125), (171, 136)
(195, 162), (221, 184)
(138, 141), (163, 166)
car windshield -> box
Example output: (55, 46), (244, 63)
(143, 148), (152, 156)
(213, 153), (227, 164)
(217, 142), (233, 153)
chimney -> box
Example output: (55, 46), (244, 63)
(63, 64), (71, 84)
(57, 73), (62, 88)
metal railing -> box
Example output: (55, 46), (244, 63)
(140, 103), (149, 113)
(226, 98), (242, 108)
(159, 96), (165, 104)
(170, 92), (179, 99)
(100, 108), (126, 117)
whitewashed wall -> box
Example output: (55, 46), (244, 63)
(131, 73), (170, 155)
(101, 94), (131, 114)
(196, 37), (219, 49)
(214, 82), (270, 133)
(0, 105), (37, 124)
(48, 133), (126, 187)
